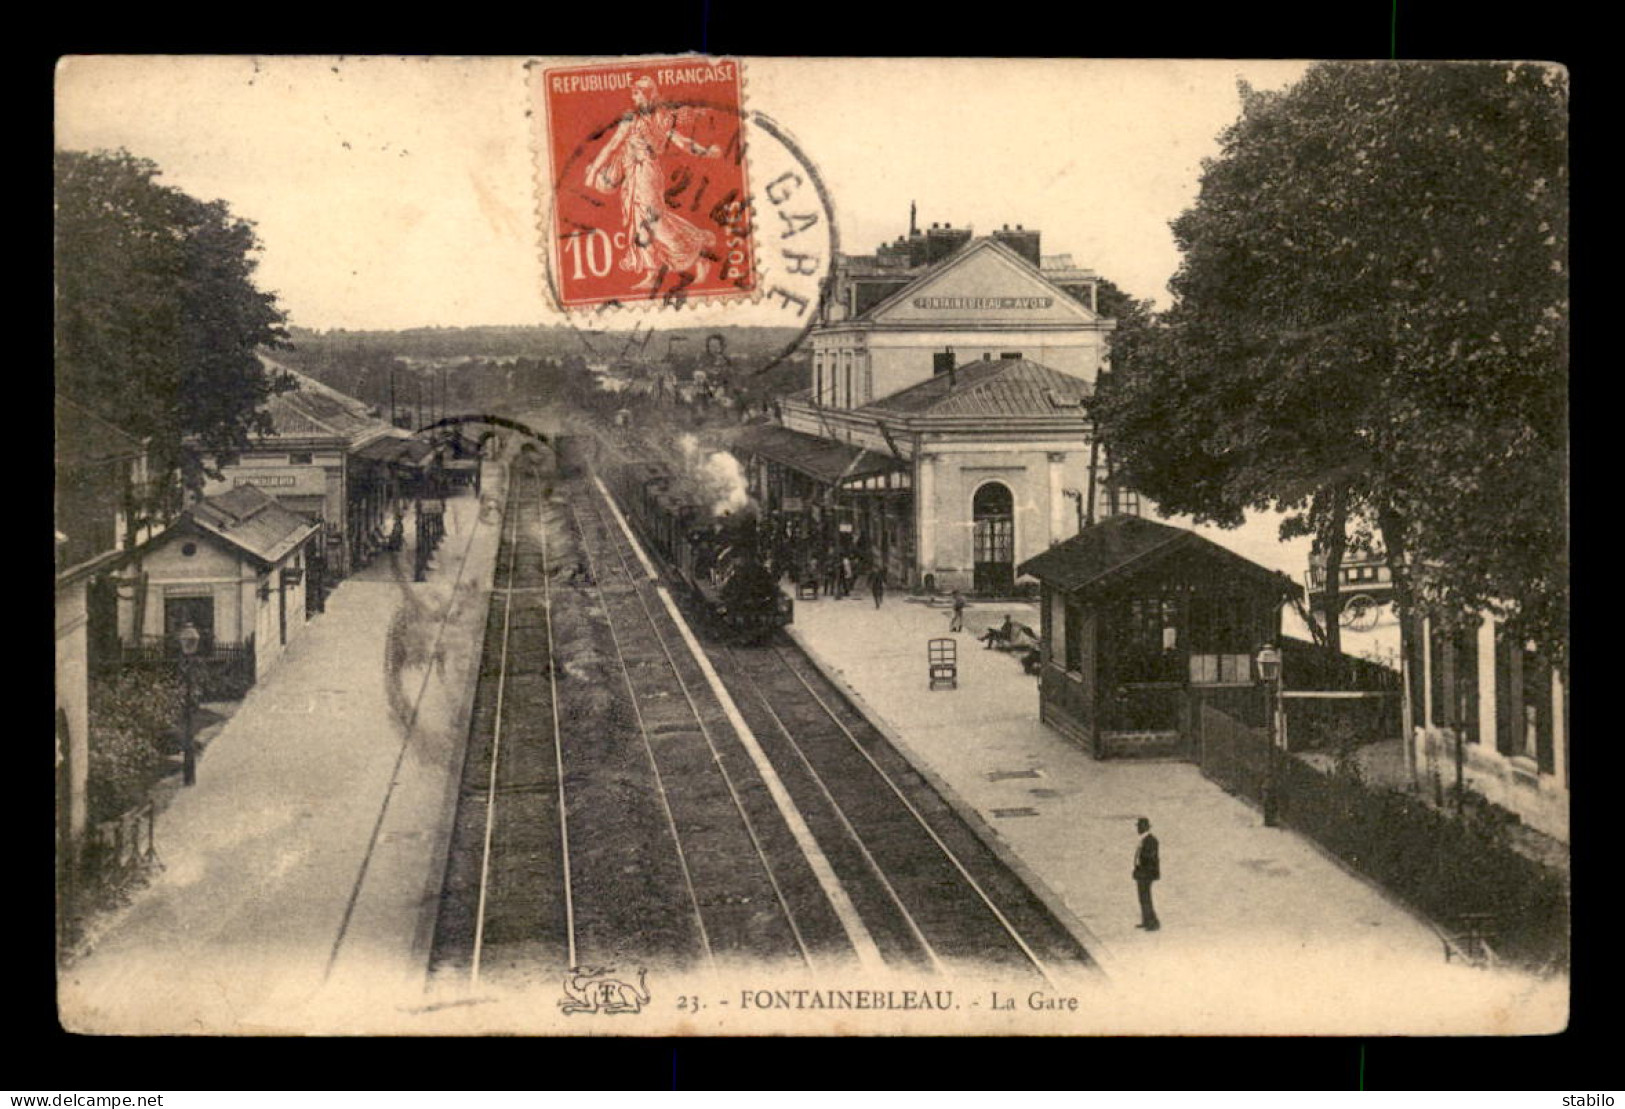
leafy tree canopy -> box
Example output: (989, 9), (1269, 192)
(1094, 61), (1567, 666)
(55, 149), (294, 502)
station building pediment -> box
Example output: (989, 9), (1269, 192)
(866, 239), (1100, 328)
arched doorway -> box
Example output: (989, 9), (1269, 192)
(972, 482), (1015, 595)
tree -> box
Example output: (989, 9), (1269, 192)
(55, 149), (294, 516)
(1094, 62), (1568, 672)
(1090, 277), (1155, 520)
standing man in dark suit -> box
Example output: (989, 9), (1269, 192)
(1133, 817), (1161, 930)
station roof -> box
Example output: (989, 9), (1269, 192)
(351, 430), (436, 467)
(1019, 514), (1302, 600)
(861, 358), (1092, 419)
(252, 354), (391, 449)
(731, 423), (906, 487)
(187, 483), (320, 567)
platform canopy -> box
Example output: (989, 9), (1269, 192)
(731, 424), (907, 488)
(351, 431), (436, 468)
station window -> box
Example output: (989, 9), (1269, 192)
(1454, 621), (1480, 743)
(289, 452), (313, 466)
(1524, 643), (1554, 774)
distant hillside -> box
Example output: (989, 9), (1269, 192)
(275, 324), (812, 417)
(285, 324), (807, 364)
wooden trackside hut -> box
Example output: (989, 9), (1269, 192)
(1018, 516), (1301, 760)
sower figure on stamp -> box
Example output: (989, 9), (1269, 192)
(1134, 817), (1161, 931)
(584, 76), (722, 290)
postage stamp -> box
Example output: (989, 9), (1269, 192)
(539, 57), (757, 310)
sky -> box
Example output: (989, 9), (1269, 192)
(54, 55), (1322, 591)
(55, 55), (1311, 331)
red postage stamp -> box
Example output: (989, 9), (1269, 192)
(540, 57), (756, 310)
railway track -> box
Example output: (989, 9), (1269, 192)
(712, 640), (1094, 981)
(429, 459), (572, 984)
(429, 450), (1094, 990)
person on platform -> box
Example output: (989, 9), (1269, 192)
(870, 569), (886, 609)
(1133, 817), (1162, 931)
(948, 590), (966, 633)
(980, 614), (1016, 649)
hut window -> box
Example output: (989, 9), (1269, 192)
(1109, 592), (1183, 682)
(1063, 598), (1083, 674)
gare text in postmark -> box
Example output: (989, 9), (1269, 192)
(540, 57), (757, 309)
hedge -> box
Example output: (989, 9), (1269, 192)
(1279, 756), (1568, 970)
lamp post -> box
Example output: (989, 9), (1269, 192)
(1256, 643), (1282, 826)
(176, 621), (201, 787)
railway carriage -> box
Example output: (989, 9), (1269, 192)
(600, 449), (792, 644)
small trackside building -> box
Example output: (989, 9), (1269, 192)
(119, 484), (321, 689)
(1019, 516), (1300, 760)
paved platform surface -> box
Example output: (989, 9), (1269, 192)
(59, 466), (505, 1034)
(784, 587), (1565, 1034)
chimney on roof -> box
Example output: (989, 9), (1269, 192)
(910, 200), (917, 237)
(925, 222), (973, 264)
(991, 223), (1042, 268)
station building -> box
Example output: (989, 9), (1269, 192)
(1406, 610), (1569, 843)
(55, 397), (161, 881)
(197, 356), (426, 587)
(732, 214), (1133, 594)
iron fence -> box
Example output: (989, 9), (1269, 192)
(115, 637), (256, 701)
(1197, 700), (1269, 805)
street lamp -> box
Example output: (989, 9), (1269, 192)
(1256, 643), (1282, 826)
(176, 621), (201, 787)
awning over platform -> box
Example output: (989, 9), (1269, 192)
(352, 433), (436, 467)
(731, 424), (907, 487)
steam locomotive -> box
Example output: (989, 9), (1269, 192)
(594, 443), (793, 644)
